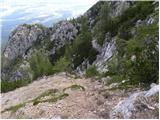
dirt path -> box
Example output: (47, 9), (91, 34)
(1, 72), (127, 119)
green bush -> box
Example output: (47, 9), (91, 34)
(50, 46), (66, 64)
(1, 79), (31, 93)
(52, 57), (70, 73)
(69, 17), (77, 26)
(85, 65), (98, 77)
(1, 52), (69, 93)
(117, 1), (155, 40)
(94, 1), (156, 41)
(1, 57), (69, 93)
(23, 23), (46, 30)
(65, 17), (96, 69)
(108, 24), (158, 86)
(106, 54), (119, 76)
(29, 51), (53, 80)
(93, 2), (112, 45)
(126, 24), (158, 85)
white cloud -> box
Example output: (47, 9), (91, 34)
(1, 0), (99, 43)
(1, 0), (98, 21)
(0, 3), (15, 18)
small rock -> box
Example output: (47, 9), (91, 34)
(150, 83), (157, 88)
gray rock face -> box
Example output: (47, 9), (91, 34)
(2, 21), (78, 82)
(145, 85), (159, 97)
(92, 39), (102, 53)
(3, 24), (48, 60)
(110, 84), (159, 119)
(10, 61), (32, 81)
(94, 33), (116, 73)
(74, 58), (90, 77)
(109, 1), (131, 18)
(50, 21), (78, 54)
(84, 1), (131, 28)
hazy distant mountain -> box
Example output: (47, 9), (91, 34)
(0, 0), (98, 48)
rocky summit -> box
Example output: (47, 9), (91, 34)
(1, 1), (159, 119)
(3, 24), (49, 60)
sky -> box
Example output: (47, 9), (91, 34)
(0, 0), (99, 47)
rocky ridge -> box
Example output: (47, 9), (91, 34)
(1, 1), (159, 119)
(2, 1), (158, 81)
(3, 24), (49, 60)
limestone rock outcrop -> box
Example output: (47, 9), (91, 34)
(3, 24), (49, 60)
(110, 84), (159, 119)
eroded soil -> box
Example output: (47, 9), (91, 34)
(1, 73), (127, 119)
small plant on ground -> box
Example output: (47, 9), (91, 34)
(1, 103), (26, 113)
(52, 57), (70, 73)
(31, 89), (69, 105)
(1, 79), (31, 93)
(85, 65), (99, 78)
(63, 84), (85, 92)
(33, 93), (69, 105)
(1, 89), (69, 113)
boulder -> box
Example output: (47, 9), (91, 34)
(110, 84), (159, 119)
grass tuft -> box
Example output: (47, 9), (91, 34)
(31, 89), (69, 105)
(1, 89), (69, 113)
(1, 103), (25, 113)
(63, 84), (85, 92)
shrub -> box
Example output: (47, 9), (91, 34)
(115, 1), (155, 40)
(106, 54), (119, 76)
(88, 48), (99, 64)
(85, 65), (99, 77)
(65, 17), (94, 69)
(126, 24), (158, 85)
(119, 1), (154, 24)
(50, 46), (66, 64)
(69, 17), (77, 26)
(108, 24), (158, 86)
(1, 52), (69, 93)
(29, 51), (53, 80)
(93, 2), (112, 45)
(23, 23), (46, 30)
(52, 57), (70, 73)
(1, 79), (31, 93)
